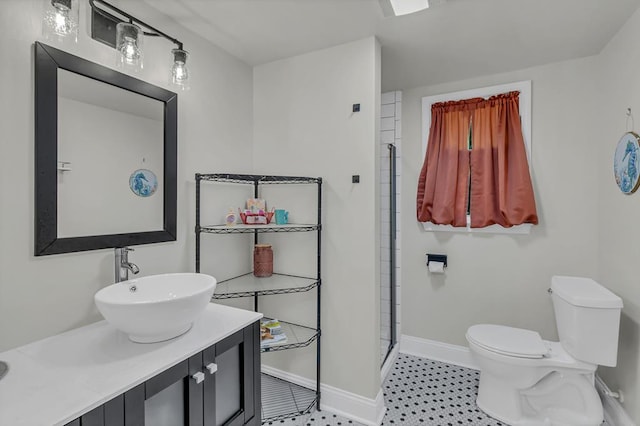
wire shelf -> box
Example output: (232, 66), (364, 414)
(213, 273), (320, 299)
(199, 223), (320, 234)
(197, 173), (321, 185)
(260, 320), (318, 353)
(261, 373), (318, 423)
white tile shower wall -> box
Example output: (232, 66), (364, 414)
(380, 91), (402, 363)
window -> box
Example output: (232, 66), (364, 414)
(419, 81), (536, 234)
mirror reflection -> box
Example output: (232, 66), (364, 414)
(57, 69), (164, 237)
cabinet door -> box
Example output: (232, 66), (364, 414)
(125, 352), (205, 426)
(64, 395), (124, 426)
(203, 321), (260, 426)
(63, 322), (260, 426)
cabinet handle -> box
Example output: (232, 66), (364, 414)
(205, 363), (218, 374)
(192, 371), (206, 384)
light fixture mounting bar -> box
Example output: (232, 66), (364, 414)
(89, 0), (183, 49)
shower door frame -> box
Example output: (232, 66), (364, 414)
(382, 143), (397, 365)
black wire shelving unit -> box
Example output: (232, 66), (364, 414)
(195, 173), (322, 424)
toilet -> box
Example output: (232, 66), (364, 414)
(466, 276), (623, 426)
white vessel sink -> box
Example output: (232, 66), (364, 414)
(95, 273), (217, 343)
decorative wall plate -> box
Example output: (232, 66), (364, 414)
(129, 169), (158, 197)
(614, 132), (640, 194)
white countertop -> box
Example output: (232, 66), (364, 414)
(0, 304), (262, 426)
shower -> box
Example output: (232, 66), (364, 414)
(381, 143), (397, 365)
(380, 90), (401, 367)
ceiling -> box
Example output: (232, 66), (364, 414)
(142, 0), (640, 91)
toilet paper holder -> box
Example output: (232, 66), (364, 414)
(426, 254), (447, 268)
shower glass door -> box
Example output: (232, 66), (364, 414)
(381, 143), (397, 366)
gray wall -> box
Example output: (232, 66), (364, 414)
(401, 55), (600, 347)
(0, 0), (254, 351)
(597, 6), (640, 421)
(252, 37), (382, 400)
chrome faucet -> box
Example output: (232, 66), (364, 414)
(115, 247), (140, 283)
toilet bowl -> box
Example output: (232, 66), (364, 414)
(467, 325), (601, 425)
(466, 276), (623, 426)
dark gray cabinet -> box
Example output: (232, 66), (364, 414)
(65, 394), (127, 426)
(65, 321), (260, 426)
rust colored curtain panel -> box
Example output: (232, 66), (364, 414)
(469, 92), (538, 227)
(416, 99), (476, 226)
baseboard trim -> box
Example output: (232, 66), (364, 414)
(381, 344), (400, 382)
(400, 335), (635, 425)
(261, 365), (385, 426)
(400, 334), (478, 369)
(595, 375), (635, 426)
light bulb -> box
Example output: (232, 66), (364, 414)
(53, 5), (70, 35)
(42, 0), (78, 43)
(120, 37), (140, 64)
(116, 23), (143, 72)
(171, 62), (188, 83)
(171, 49), (190, 90)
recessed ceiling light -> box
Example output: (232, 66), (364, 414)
(379, 0), (447, 17)
(389, 0), (430, 16)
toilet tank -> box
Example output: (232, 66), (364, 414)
(551, 276), (623, 367)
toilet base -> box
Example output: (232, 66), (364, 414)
(476, 370), (604, 426)
(477, 372), (531, 425)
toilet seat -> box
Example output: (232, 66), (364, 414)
(467, 324), (549, 359)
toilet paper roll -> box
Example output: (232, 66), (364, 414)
(428, 261), (445, 274)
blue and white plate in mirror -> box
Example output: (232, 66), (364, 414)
(129, 168), (158, 197)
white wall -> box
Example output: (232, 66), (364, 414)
(0, 0), (253, 351)
(596, 6), (640, 421)
(252, 37), (382, 400)
(400, 56), (600, 346)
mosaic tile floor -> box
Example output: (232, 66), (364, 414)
(381, 354), (502, 425)
(264, 412), (361, 426)
(266, 353), (608, 425)
(265, 353), (497, 425)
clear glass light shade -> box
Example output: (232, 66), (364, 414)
(116, 22), (143, 72)
(171, 49), (190, 90)
(42, 0), (79, 43)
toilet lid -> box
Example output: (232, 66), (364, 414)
(467, 324), (549, 359)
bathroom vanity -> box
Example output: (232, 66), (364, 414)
(0, 304), (262, 426)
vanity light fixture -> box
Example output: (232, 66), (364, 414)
(116, 22), (143, 72)
(171, 48), (190, 90)
(42, 0), (79, 43)
(89, 0), (190, 88)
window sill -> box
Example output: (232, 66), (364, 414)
(421, 220), (533, 235)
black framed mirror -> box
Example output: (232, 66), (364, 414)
(34, 42), (177, 256)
